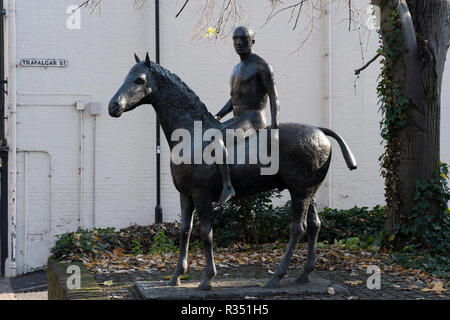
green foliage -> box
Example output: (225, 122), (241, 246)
(51, 227), (119, 259)
(193, 189), (291, 247)
(189, 239), (203, 252)
(377, 10), (409, 216)
(194, 191), (388, 251)
(316, 237), (367, 251)
(131, 239), (144, 256)
(388, 162), (450, 277)
(407, 162), (450, 251)
(148, 230), (177, 254)
(377, 10), (408, 145)
(388, 250), (449, 279)
(318, 206), (386, 246)
(190, 188), (392, 250)
(51, 225), (179, 259)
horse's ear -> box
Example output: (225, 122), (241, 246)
(145, 52), (151, 68)
(134, 53), (140, 63)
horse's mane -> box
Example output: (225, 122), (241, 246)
(149, 61), (220, 128)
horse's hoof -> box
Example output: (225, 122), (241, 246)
(264, 278), (279, 289)
(295, 273), (310, 284)
(167, 277), (181, 287)
(198, 281), (212, 291)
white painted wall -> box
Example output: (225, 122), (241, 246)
(3, 0), (449, 275)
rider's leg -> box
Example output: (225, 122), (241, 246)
(214, 138), (235, 206)
(213, 116), (258, 206)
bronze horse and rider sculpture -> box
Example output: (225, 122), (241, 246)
(108, 27), (357, 290)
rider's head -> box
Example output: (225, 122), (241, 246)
(232, 26), (255, 57)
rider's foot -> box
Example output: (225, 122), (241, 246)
(213, 185), (236, 207)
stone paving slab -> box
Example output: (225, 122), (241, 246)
(0, 275), (48, 300)
(0, 277), (16, 300)
(135, 275), (348, 300)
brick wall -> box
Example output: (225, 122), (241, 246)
(5, 0), (450, 274)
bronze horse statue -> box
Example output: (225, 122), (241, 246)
(109, 53), (357, 290)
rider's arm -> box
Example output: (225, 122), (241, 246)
(215, 98), (233, 120)
(259, 62), (280, 129)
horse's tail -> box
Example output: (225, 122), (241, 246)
(319, 127), (358, 170)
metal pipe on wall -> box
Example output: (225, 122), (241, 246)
(0, 0), (5, 146)
(93, 114), (96, 228)
(0, 0), (7, 277)
(23, 151), (28, 273)
(154, 0), (163, 224)
(327, 0), (333, 208)
(79, 107), (84, 228)
(7, 0), (18, 277)
(0, 150), (8, 276)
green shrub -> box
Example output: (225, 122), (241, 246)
(193, 189), (291, 247)
(318, 205), (386, 245)
(388, 162), (450, 278)
(395, 162), (450, 254)
(51, 224), (181, 259)
(51, 227), (119, 259)
(192, 190), (387, 249)
(148, 230), (177, 254)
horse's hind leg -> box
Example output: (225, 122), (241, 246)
(296, 199), (320, 283)
(167, 193), (194, 286)
(195, 199), (217, 290)
(265, 194), (311, 288)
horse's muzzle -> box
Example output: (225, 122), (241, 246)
(108, 101), (122, 118)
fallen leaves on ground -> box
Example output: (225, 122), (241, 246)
(113, 248), (124, 257)
(63, 242), (448, 295)
(344, 280), (363, 286)
(420, 281), (447, 293)
(102, 280), (114, 286)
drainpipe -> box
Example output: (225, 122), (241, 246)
(327, 1), (333, 208)
(154, 0), (163, 224)
(23, 151), (28, 272)
(92, 113), (97, 228)
(0, 0), (5, 146)
(89, 102), (101, 229)
(0, 150), (7, 276)
(76, 101), (86, 229)
(0, 0), (7, 277)
(7, 0), (17, 277)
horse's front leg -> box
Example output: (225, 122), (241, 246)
(167, 193), (194, 286)
(195, 200), (216, 290)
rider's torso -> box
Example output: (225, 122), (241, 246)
(230, 55), (268, 120)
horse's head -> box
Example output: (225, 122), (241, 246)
(108, 53), (155, 118)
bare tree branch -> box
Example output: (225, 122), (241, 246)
(263, 1), (307, 29)
(348, 0), (353, 31)
(191, 0), (246, 39)
(176, 0), (190, 18)
(354, 52), (381, 75)
(78, 0), (147, 15)
(72, 1), (89, 13)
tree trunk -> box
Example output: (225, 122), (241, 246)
(374, 0), (450, 248)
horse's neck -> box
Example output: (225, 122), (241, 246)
(152, 85), (219, 149)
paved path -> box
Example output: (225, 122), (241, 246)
(0, 270), (48, 300)
(0, 277), (15, 300)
